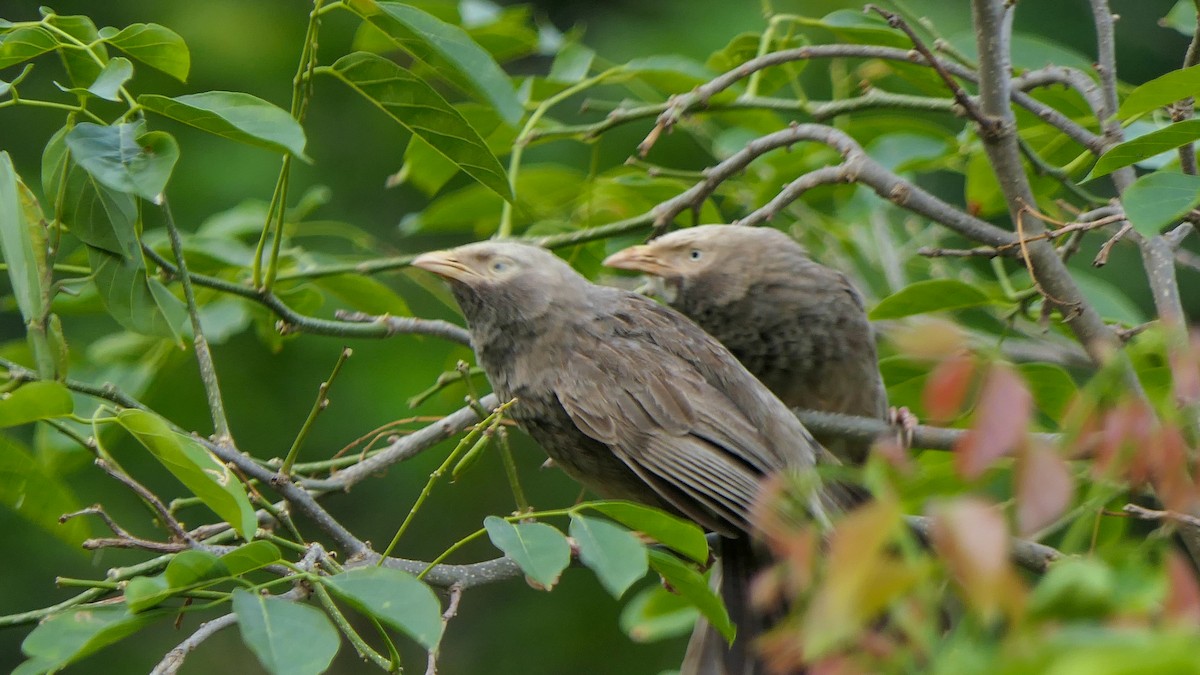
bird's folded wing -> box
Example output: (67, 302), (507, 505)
(555, 337), (779, 535)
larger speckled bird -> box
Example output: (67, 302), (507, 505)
(604, 225), (888, 464)
(413, 241), (852, 675)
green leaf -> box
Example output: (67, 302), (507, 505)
(1121, 172), (1200, 236)
(869, 279), (993, 320)
(393, 102), (512, 197)
(1017, 362), (1077, 421)
(1029, 558), (1117, 620)
(87, 247), (188, 339)
(1118, 63), (1200, 120)
(232, 588), (339, 675)
(65, 123), (179, 201)
(99, 23), (190, 82)
(0, 435), (88, 548)
(124, 576), (172, 613)
(548, 41), (595, 83)
(1073, 272), (1147, 324)
(484, 515), (571, 589)
(323, 52), (512, 202)
(0, 152), (48, 323)
(221, 540), (282, 576)
(569, 514), (648, 598)
(647, 549), (733, 643)
(44, 124), (139, 258)
(117, 409), (258, 540)
(361, 1), (523, 124)
(127, 543), (280, 613)
(619, 583), (699, 643)
(165, 550), (228, 588)
(18, 605), (165, 673)
(315, 274), (410, 316)
(60, 162), (139, 258)
(0, 381), (73, 427)
(46, 15), (106, 88)
(583, 501), (709, 565)
(138, 92), (309, 161)
(322, 566), (443, 649)
(1090, 119), (1200, 178)
(0, 26), (57, 70)
(87, 57), (133, 101)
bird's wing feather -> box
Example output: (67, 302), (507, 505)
(553, 291), (821, 534)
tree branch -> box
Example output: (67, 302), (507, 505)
(161, 200), (232, 441)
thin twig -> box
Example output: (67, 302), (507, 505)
(866, 5), (992, 134)
(94, 458), (192, 542)
(426, 584), (464, 675)
(160, 199), (231, 442)
(149, 613), (239, 675)
(279, 347), (353, 475)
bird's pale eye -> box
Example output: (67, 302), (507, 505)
(490, 259), (511, 273)
(688, 249), (703, 261)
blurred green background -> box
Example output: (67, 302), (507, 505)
(0, 0), (1189, 673)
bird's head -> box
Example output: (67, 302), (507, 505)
(412, 241), (589, 328)
(602, 225), (805, 305)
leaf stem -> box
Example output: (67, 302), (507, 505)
(279, 346), (353, 475)
(497, 67), (625, 238)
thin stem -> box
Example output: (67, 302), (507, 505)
(313, 583), (394, 670)
(496, 427), (530, 513)
(259, 0), (324, 290)
(161, 199), (232, 441)
(378, 400), (517, 561)
(498, 68), (623, 237)
(279, 347), (353, 474)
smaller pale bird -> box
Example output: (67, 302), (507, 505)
(604, 224), (888, 464)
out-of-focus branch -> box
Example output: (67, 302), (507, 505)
(905, 515), (1063, 573)
(642, 44), (1102, 155)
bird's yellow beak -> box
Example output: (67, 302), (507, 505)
(602, 245), (676, 277)
(412, 250), (478, 283)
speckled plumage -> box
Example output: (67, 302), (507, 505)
(605, 225), (888, 464)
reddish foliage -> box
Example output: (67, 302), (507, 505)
(922, 353), (976, 424)
(1165, 550), (1200, 626)
(930, 498), (1023, 621)
(1148, 424), (1198, 513)
(1090, 399), (1156, 481)
(871, 437), (915, 475)
(1014, 441), (1074, 537)
(1169, 332), (1200, 409)
(759, 626), (809, 675)
(954, 365), (1033, 479)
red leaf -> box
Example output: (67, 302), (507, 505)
(923, 353), (976, 424)
(1014, 442), (1074, 536)
(1169, 332), (1200, 408)
(955, 365), (1032, 479)
(1165, 550), (1200, 626)
(930, 498), (1022, 620)
(1150, 424), (1198, 513)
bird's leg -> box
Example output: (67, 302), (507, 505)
(888, 406), (918, 448)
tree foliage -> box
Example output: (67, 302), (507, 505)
(2, 0), (1200, 673)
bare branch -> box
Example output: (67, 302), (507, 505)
(905, 515), (1063, 573)
(149, 613), (239, 675)
(335, 311), (472, 346)
(161, 199), (231, 441)
(642, 44), (1102, 155)
(94, 458), (192, 542)
(303, 394), (498, 492)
